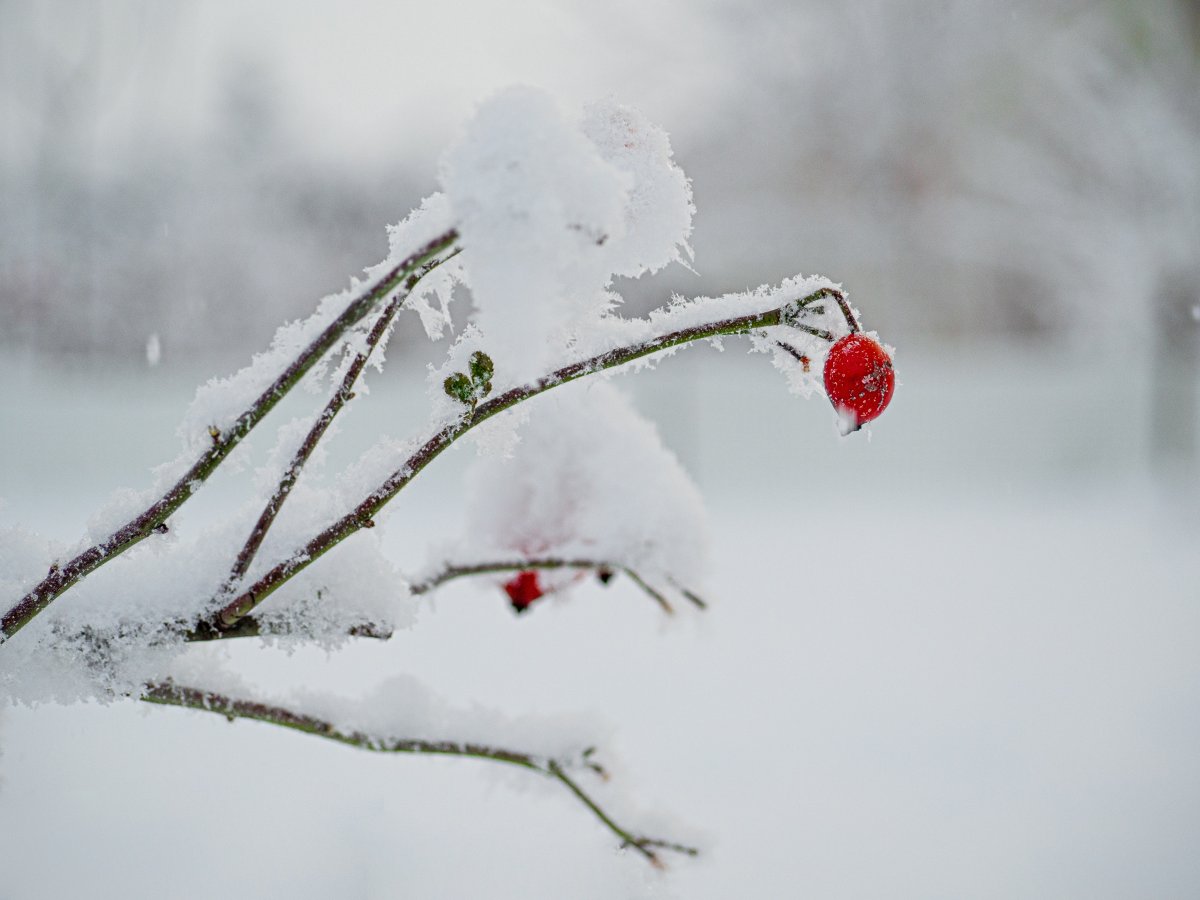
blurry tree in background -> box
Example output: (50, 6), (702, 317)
(2, 1), (1197, 446)
(0, 2), (424, 360)
(670, 0), (1200, 347)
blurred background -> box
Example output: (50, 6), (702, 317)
(1, 0), (1198, 475)
(2, 2), (1199, 898)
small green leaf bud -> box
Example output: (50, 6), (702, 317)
(468, 351), (494, 386)
(443, 372), (474, 405)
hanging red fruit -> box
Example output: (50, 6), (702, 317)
(822, 334), (895, 430)
(503, 570), (544, 613)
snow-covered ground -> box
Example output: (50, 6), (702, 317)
(1, 344), (1198, 899)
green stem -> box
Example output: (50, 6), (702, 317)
(215, 287), (836, 629)
(618, 568), (675, 615)
(547, 761), (698, 865)
(141, 681), (698, 864)
(1, 230), (459, 645)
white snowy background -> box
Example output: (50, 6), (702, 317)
(2, 2), (1199, 898)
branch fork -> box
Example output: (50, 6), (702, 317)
(205, 284), (840, 634)
(1, 230), (460, 643)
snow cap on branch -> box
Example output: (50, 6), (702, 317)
(454, 381), (709, 594)
(580, 97), (695, 278)
(440, 87), (693, 381)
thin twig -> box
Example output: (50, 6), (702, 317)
(410, 557), (700, 616)
(141, 681), (698, 864)
(1, 230), (459, 645)
(666, 576), (709, 610)
(224, 248), (463, 592)
(774, 340), (810, 366)
(547, 761), (695, 867)
(212, 287), (834, 630)
(788, 322), (835, 341)
(790, 284), (857, 334)
(829, 289), (861, 333)
(618, 568), (674, 615)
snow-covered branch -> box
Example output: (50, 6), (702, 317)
(221, 248), (463, 594)
(0, 230), (460, 645)
(212, 287), (839, 631)
(1, 87), (898, 883)
(141, 680), (699, 866)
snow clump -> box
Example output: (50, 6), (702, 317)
(439, 87), (694, 381)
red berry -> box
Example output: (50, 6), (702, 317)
(503, 570), (544, 613)
(822, 333), (895, 430)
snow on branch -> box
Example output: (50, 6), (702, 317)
(0, 85), (895, 878)
(142, 680), (699, 866)
(1, 228), (460, 644)
(212, 285), (843, 632)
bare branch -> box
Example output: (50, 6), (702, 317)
(832, 289), (862, 333)
(613, 568), (675, 615)
(141, 681), (698, 865)
(1, 230), (460, 645)
(223, 248), (463, 592)
(666, 577), (709, 611)
(547, 761), (698, 865)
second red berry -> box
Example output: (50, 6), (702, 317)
(504, 570), (544, 613)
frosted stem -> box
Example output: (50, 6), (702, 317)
(141, 681), (698, 865)
(832, 289), (862, 333)
(0, 229), (460, 646)
(223, 248), (463, 592)
(182, 617), (393, 642)
(214, 288), (835, 630)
